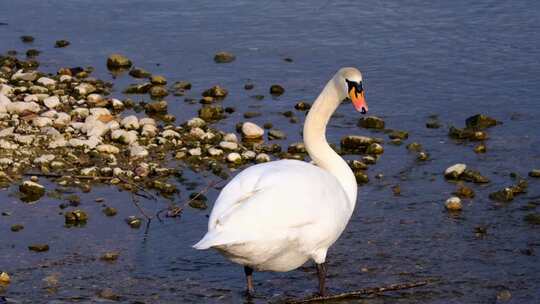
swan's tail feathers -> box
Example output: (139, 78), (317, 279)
(193, 233), (215, 250)
(193, 231), (248, 250)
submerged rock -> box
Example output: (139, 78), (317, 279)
(529, 169), (540, 178)
(489, 187), (514, 202)
(445, 196), (462, 211)
(454, 185), (475, 198)
(54, 40), (70, 48)
(107, 53), (132, 69)
(444, 164), (467, 179)
(202, 85), (228, 99)
(358, 116), (385, 129)
(65, 209), (88, 224)
(465, 114), (498, 129)
(0, 272), (10, 284)
(28, 244), (49, 252)
(340, 135), (376, 152)
(125, 216), (142, 228)
(270, 84), (285, 96)
(214, 51), (236, 63)
(524, 213), (540, 225)
(268, 129), (286, 140)
(19, 181), (45, 199)
(129, 67), (151, 78)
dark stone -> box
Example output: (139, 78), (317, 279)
(388, 130), (409, 140)
(10, 224), (24, 232)
(268, 129), (286, 140)
(243, 111), (261, 118)
(294, 101), (311, 111)
(461, 169), (490, 183)
(465, 114), (498, 130)
(54, 40), (70, 48)
(145, 100), (168, 113)
(106, 54), (132, 69)
(26, 49), (40, 57)
(102, 207), (117, 217)
(129, 67), (151, 78)
(214, 51), (236, 63)
(426, 119), (441, 129)
(524, 213), (540, 225)
(28, 244), (49, 252)
(198, 105), (224, 121)
(489, 188), (514, 202)
(244, 83), (254, 90)
(21, 35), (34, 43)
(455, 185), (475, 198)
(270, 84), (285, 96)
(202, 85), (228, 98)
(123, 83), (152, 94)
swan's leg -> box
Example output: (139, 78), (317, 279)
(316, 262), (327, 296)
(244, 266), (255, 296)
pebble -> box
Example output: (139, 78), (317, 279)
(214, 51), (236, 63)
(0, 272), (10, 284)
(125, 216), (142, 228)
(202, 85), (228, 98)
(7, 101), (40, 114)
(445, 196), (463, 211)
(102, 206), (118, 217)
(121, 115), (140, 130)
(65, 209), (88, 224)
(474, 143), (487, 153)
(100, 251), (120, 261)
(187, 117), (206, 128)
(455, 185), (475, 198)
(96, 144), (120, 154)
(388, 130), (408, 140)
(268, 129), (286, 140)
(529, 169), (540, 178)
(188, 147), (202, 156)
(130, 145), (149, 158)
(294, 101), (311, 111)
(208, 147), (224, 156)
(242, 150), (256, 160)
(444, 163), (467, 179)
(43, 96), (60, 109)
(28, 244), (49, 252)
(54, 40), (70, 48)
(367, 143), (384, 155)
(270, 84), (285, 96)
(465, 114), (498, 129)
(129, 67), (151, 78)
(219, 141), (238, 150)
(255, 153), (271, 163)
(227, 152), (242, 164)
(242, 122), (264, 139)
(19, 181), (45, 197)
(150, 75), (167, 85)
(10, 224), (24, 232)
(34, 154), (55, 164)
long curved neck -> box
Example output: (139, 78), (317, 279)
(303, 78), (358, 209)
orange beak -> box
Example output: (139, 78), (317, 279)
(349, 86), (368, 114)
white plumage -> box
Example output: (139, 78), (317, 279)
(194, 67), (368, 295)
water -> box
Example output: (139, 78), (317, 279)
(1, 0), (540, 303)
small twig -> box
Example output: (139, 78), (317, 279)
(283, 280), (430, 304)
(155, 179), (226, 220)
(131, 192), (152, 222)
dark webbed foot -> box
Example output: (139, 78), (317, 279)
(316, 262), (327, 296)
(244, 266), (255, 296)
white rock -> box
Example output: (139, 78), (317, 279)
(111, 129), (138, 145)
(256, 153), (271, 163)
(33, 117), (53, 128)
(96, 144), (120, 154)
(87, 94), (103, 105)
(0, 93), (11, 113)
(444, 163), (467, 178)
(37, 77), (56, 87)
(223, 133), (238, 143)
(188, 147), (202, 156)
(54, 112), (71, 126)
(130, 145), (149, 158)
(23, 94), (39, 102)
(80, 167), (98, 176)
(445, 196), (463, 211)
(68, 136), (100, 149)
(242, 150), (256, 160)
(226, 152), (242, 163)
(111, 98), (124, 110)
(0, 139), (18, 150)
(190, 127), (206, 139)
(71, 107), (90, 119)
(0, 84), (13, 95)
(162, 129), (181, 139)
(187, 117), (205, 128)
(41, 110), (58, 118)
(41, 127), (60, 137)
(106, 120), (120, 131)
(0, 158), (13, 166)
(14, 135), (34, 145)
(0, 127), (14, 137)
(89, 107), (110, 117)
(219, 141), (238, 150)
(141, 124), (157, 137)
(34, 154), (55, 164)
(242, 122), (264, 139)
(208, 147), (223, 156)
(113, 167), (124, 176)
(84, 120), (108, 137)
(74, 83), (96, 95)
(139, 118), (156, 126)
(11, 69), (37, 81)
(44, 96), (60, 109)
(48, 136), (68, 148)
(121, 115), (139, 130)
(59, 75), (72, 82)
(6, 101), (40, 114)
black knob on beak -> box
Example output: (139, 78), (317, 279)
(361, 107), (367, 114)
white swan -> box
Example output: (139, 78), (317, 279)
(194, 67), (368, 296)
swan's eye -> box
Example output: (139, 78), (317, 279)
(345, 79), (363, 97)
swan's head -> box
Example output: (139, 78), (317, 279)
(336, 67), (368, 114)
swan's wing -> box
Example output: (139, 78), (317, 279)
(193, 160), (351, 249)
